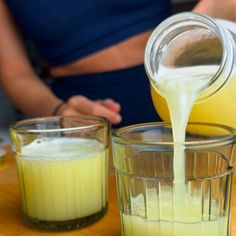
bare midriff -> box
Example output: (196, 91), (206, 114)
(49, 30), (153, 77)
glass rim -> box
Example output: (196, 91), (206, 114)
(112, 122), (236, 148)
(10, 115), (109, 134)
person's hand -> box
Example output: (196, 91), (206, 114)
(55, 95), (122, 125)
(193, 0), (236, 22)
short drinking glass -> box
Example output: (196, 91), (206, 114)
(112, 122), (236, 236)
(10, 116), (109, 230)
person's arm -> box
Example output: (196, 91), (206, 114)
(0, 0), (121, 124)
(193, 0), (236, 21)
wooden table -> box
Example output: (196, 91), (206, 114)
(0, 145), (236, 236)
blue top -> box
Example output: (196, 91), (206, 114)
(5, 0), (171, 66)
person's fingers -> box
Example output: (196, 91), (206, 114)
(60, 107), (81, 116)
(68, 96), (122, 124)
(97, 98), (121, 113)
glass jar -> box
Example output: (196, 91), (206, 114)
(144, 12), (236, 128)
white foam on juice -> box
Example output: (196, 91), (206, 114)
(21, 137), (105, 161)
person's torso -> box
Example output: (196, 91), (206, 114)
(6, 0), (171, 67)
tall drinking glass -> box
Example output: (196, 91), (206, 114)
(112, 123), (236, 236)
(10, 116), (110, 230)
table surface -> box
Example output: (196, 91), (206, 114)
(0, 145), (236, 236)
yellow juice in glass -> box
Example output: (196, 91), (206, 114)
(122, 213), (227, 236)
(16, 137), (108, 223)
(121, 187), (228, 236)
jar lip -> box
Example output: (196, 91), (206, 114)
(144, 12), (233, 100)
(112, 122), (236, 148)
(10, 115), (109, 134)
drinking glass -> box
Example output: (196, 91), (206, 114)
(10, 116), (110, 230)
(112, 122), (236, 236)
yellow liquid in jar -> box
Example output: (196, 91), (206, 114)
(16, 137), (108, 221)
(151, 74), (236, 129)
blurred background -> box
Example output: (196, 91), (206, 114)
(0, 0), (196, 145)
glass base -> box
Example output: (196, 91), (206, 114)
(22, 205), (108, 231)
